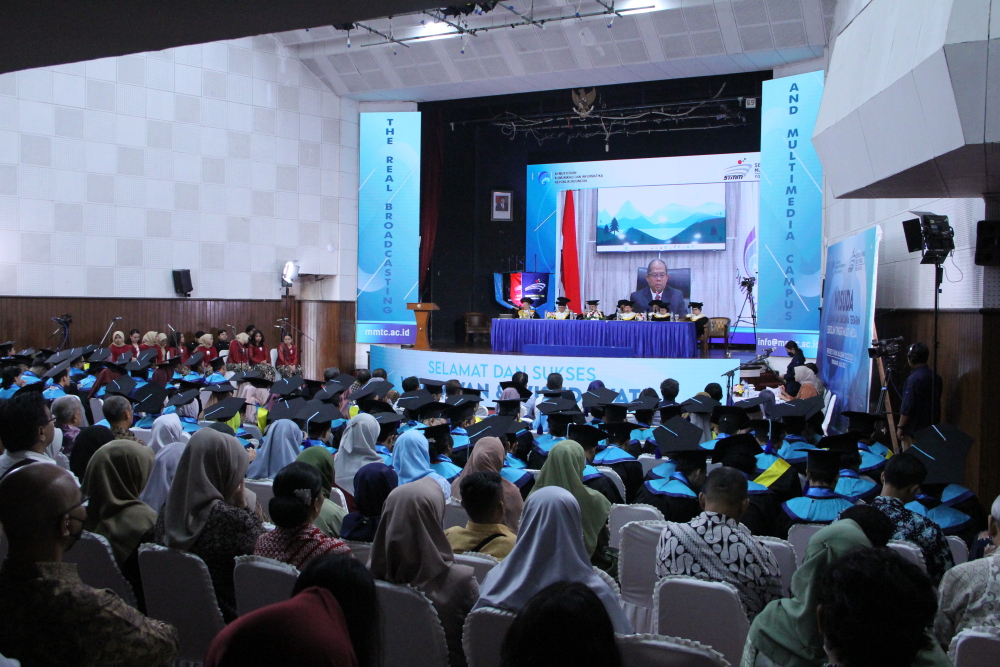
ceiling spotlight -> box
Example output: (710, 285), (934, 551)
(607, 16), (615, 27)
(281, 261), (300, 288)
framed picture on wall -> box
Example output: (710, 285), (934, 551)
(491, 190), (513, 221)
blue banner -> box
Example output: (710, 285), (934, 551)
(369, 346), (734, 403)
(757, 72), (824, 356)
(817, 227), (881, 433)
(357, 112), (420, 344)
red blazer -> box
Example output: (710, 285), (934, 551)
(109, 344), (130, 362)
(247, 344), (269, 365)
(197, 345), (218, 364)
(227, 341), (247, 364)
(277, 344), (299, 366)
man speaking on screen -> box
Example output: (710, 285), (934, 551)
(631, 259), (687, 315)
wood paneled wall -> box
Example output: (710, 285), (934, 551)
(0, 296), (357, 379)
(874, 308), (998, 504)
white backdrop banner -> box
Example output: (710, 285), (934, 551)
(369, 346), (736, 402)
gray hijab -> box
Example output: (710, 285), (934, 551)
(334, 413), (382, 496)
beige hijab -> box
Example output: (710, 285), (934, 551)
(451, 437), (523, 533)
(198, 333), (214, 348)
(112, 331), (125, 346)
(370, 476), (455, 590)
(142, 331), (158, 347)
(235, 332), (250, 345)
(161, 428), (250, 550)
(82, 439), (157, 563)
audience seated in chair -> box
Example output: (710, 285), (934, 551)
(655, 466), (782, 620)
(0, 391), (60, 478)
(0, 464), (178, 666)
(445, 471), (517, 560)
(254, 462), (351, 569)
(450, 437), (524, 533)
(340, 462), (398, 543)
(297, 447), (350, 537)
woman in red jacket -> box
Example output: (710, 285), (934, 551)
(276, 333), (301, 378)
(109, 331), (130, 362)
(196, 333), (219, 364)
(227, 332), (250, 373)
(247, 329), (274, 381)
(127, 329), (144, 359)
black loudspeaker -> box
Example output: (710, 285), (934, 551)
(172, 269), (193, 296)
(902, 217), (924, 253)
(975, 220), (1000, 266)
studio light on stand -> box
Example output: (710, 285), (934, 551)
(280, 260), (300, 295)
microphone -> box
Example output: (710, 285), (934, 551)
(167, 324), (176, 332)
(227, 323), (236, 329)
(113, 316), (122, 320)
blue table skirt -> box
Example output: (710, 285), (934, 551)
(492, 319), (697, 358)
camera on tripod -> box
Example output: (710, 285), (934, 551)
(868, 336), (904, 359)
(739, 275), (756, 291)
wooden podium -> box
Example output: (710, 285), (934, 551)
(407, 302), (439, 351)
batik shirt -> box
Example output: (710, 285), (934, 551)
(934, 553), (1000, 649)
(654, 511), (782, 620)
(870, 496), (954, 585)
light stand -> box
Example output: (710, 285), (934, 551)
(98, 317), (122, 347)
(50, 314), (72, 351)
(735, 275), (758, 345)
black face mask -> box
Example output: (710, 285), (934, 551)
(63, 513), (86, 552)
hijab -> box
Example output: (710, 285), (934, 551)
(82, 439), (157, 564)
(246, 419), (302, 479)
(155, 332), (169, 348)
(451, 437), (523, 533)
(235, 332), (250, 346)
(205, 587), (358, 667)
(139, 441), (185, 513)
(500, 388), (522, 400)
(475, 486), (632, 633)
(142, 331), (158, 347)
(531, 439), (611, 558)
(198, 333), (214, 348)
(370, 476), (454, 590)
(69, 425), (115, 480)
(793, 365), (824, 396)
(296, 446), (348, 536)
(391, 429), (450, 499)
(748, 519), (871, 667)
(112, 331), (125, 346)
(161, 428), (250, 550)
(148, 413), (189, 453)
(340, 462), (398, 542)
(334, 414), (382, 495)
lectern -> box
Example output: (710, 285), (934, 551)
(407, 302), (440, 351)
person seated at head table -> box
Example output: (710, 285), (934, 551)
(615, 299), (643, 321)
(546, 297), (575, 319)
(647, 299), (672, 320)
(579, 299), (605, 320)
(515, 297), (540, 319)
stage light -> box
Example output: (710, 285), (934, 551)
(281, 261), (300, 288)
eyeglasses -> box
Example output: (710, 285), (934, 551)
(647, 272), (668, 278)
(56, 494), (88, 519)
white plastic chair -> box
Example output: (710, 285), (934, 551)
(609, 504), (664, 550)
(654, 575), (749, 666)
(62, 531), (137, 607)
(455, 552), (500, 584)
(138, 543), (226, 664)
(759, 536), (796, 596)
(233, 555), (299, 617)
(888, 540), (927, 572)
(950, 626), (1000, 666)
(948, 535), (969, 565)
(820, 393), (836, 435)
(618, 519), (667, 633)
(594, 566), (622, 600)
(637, 455), (662, 477)
(463, 606), (517, 667)
(246, 480), (275, 519)
(130, 427), (151, 445)
(330, 486), (348, 511)
(443, 500), (470, 530)
(345, 540), (373, 566)
(616, 633), (728, 667)
(376, 580), (450, 667)
(787, 523), (825, 566)
(269, 348), (279, 366)
(597, 466), (627, 503)
(89, 397), (104, 423)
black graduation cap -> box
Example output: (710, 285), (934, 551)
(35, 349), (56, 362)
(712, 404), (750, 427)
(582, 386), (619, 409)
(333, 374), (358, 386)
(359, 399), (396, 415)
(177, 378), (205, 392)
(105, 375), (137, 399)
(157, 356), (182, 369)
(88, 348), (112, 363)
(783, 396), (824, 420)
(206, 422), (237, 437)
(415, 401), (451, 422)
(311, 381), (344, 401)
(80, 345), (99, 359)
(494, 398), (524, 416)
(536, 397), (577, 415)
(617, 299), (634, 308)
(648, 299), (665, 310)
(806, 449), (841, 475)
(909, 423), (973, 485)
(268, 397), (307, 422)
(586, 299), (600, 306)
(519, 297), (535, 306)
(166, 389), (199, 408)
(600, 402), (630, 423)
(747, 418), (783, 441)
(841, 411), (881, 435)
(1, 354), (32, 368)
(373, 411), (403, 427)
(658, 403), (685, 423)
(296, 401), (345, 427)
(599, 421), (634, 443)
(689, 302), (704, 309)
(420, 378), (447, 393)
(185, 351), (205, 367)
(15, 381), (46, 395)
(349, 381), (394, 403)
(447, 400), (478, 423)
(654, 417), (708, 458)
(125, 359), (152, 373)
(206, 382), (237, 394)
(42, 360), (71, 379)
(461, 387), (483, 398)
(680, 395), (720, 415)
(556, 297), (572, 306)
(818, 432), (859, 454)
(733, 395), (770, 410)
(498, 381), (532, 400)
(138, 348), (159, 363)
(421, 422), (452, 445)
(209, 357), (226, 371)
(204, 396), (246, 422)
(102, 359), (129, 375)
(568, 423), (605, 449)
(445, 394), (482, 408)
(397, 389), (434, 413)
(133, 385), (168, 414)
(536, 388), (566, 399)
(0, 341), (13, 355)
(467, 414), (515, 444)
(48, 348), (81, 365)
(712, 432), (763, 464)
(271, 376), (306, 397)
(302, 379), (326, 396)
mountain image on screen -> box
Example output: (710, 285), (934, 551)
(595, 183), (726, 251)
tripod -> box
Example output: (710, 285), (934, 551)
(735, 279), (758, 345)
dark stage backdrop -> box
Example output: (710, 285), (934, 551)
(418, 71), (771, 346)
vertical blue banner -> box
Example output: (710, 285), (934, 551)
(357, 112), (420, 344)
(817, 227), (881, 433)
(757, 72), (824, 356)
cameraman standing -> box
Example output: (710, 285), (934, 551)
(896, 342), (942, 445)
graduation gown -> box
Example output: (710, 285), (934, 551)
(592, 445), (643, 503)
(583, 464), (623, 505)
(834, 469), (879, 502)
(741, 475), (782, 537)
(449, 427), (471, 467)
(753, 449), (803, 505)
(776, 487), (854, 539)
(431, 455), (462, 483)
(635, 472), (702, 523)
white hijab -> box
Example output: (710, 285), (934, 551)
(148, 413), (190, 453)
(139, 441), (185, 513)
(334, 413), (382, 495)
(793, 365), (824, 395)
(246, 419), (302, 479)
(474, 486), (633, 633)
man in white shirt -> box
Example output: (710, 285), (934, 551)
(0, 390), (59, 478)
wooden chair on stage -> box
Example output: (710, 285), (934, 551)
(464, 312), (491, 345)
(699, 317), (730, 358)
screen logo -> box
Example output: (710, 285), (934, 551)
(538, 171), (551, 186)
(724, 159), (752, 180)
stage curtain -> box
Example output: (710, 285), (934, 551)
(419, 109), (444, 294)
(560, 190), (583, 308)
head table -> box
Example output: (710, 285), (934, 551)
(490, 318), (698, 359)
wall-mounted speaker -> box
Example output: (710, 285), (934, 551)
(172, 269), (193, 297)
(975, 220), (1000, 266)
